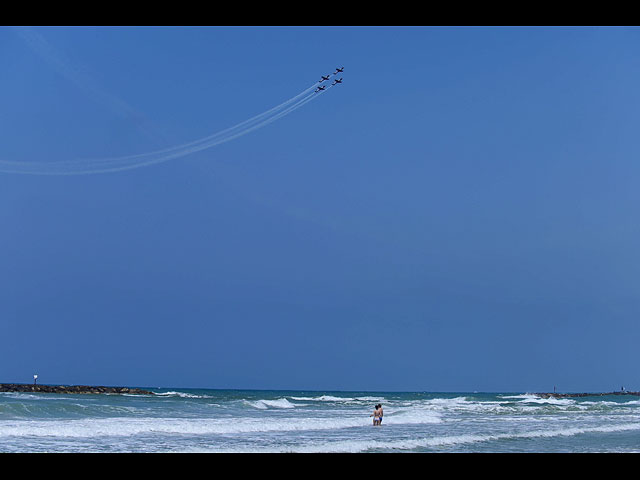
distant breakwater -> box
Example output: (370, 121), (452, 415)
(0, 383), (154, 395)
(535, 391), (640, 399)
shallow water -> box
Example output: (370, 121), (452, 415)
(1, 389), (639, 452)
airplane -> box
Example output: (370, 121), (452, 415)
(334, 67), (344, 74)
(315, 85), (326, 93)
(331, 77), (343, 85)
(319, 75), (331, 82)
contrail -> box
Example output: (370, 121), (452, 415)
(12, 27), (168, 145)
(0, 83), (327, 175)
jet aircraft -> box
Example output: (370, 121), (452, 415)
(331, 77), (343, 85)
(319, 75), (331, 82)
(315, 85), (326, 93)
(334, 67), (344, 74)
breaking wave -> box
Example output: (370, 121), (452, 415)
(246, 398), (296, 410)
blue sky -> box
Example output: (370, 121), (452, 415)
(1, 26), (639, 392)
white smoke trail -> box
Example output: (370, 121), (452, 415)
(0, 84), (326, 175)
(12, 27), (167, 145)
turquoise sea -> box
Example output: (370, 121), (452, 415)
(1, 389), (639, 453)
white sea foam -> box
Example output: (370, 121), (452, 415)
(355, 396), (386, 402)
(383, 409), (442, 425)
(0, 392), (60, 401)
(0, 416), (358, 437)
(410, 396), (504, 414)
(177, 422), (640, 453)
(4, 390), (640, 452)
(246, 398), (296, 410)
(0, 405), (443, 439)
(154, 391), (210, 399)
(290, 395), (357, 402)
(514, 395), (576, 406)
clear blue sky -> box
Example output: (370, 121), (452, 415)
(1, 26), (639, 392)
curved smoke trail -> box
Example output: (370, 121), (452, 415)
(0, 82), (326, 175)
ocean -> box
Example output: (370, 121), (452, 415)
(1, 389), (639, 453)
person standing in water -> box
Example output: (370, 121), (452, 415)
(370, 405), (379, 425)
(370, 404), (383, 426)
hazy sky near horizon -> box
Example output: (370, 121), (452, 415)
(1, 26), (639, 392)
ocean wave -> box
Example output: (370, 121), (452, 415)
(289, 395), (386, 404)
(0, 401), (142, 419)
(178, 422), (640, 453)
(515, 395), (575, 406)
(290, 395), (348, 402)
(0, 405), (443, 438)
(245, 398), (296, 410)
(387, 395), (632, 417)
(0, 416), (354, 437)
(0, 392), (62, 401)
(154, 391), (211, 399)
(382, 409), (442, 425)
(405, 396), (505, 414)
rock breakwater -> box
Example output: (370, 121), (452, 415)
(0, 383), (154, 395)
(535, 391), (640, 399)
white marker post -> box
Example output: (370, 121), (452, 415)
(33, 374), (38, 385)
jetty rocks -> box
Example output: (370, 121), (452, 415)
(0, 383), (154, 396)
(535, 391), (640, 399)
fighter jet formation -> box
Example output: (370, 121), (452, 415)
(315, 67), (344, 92)
(0, 66), (345, 175)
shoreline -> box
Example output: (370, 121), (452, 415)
(0, 383), (154, 395)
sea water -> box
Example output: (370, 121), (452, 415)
(1, 389), (639, 452)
